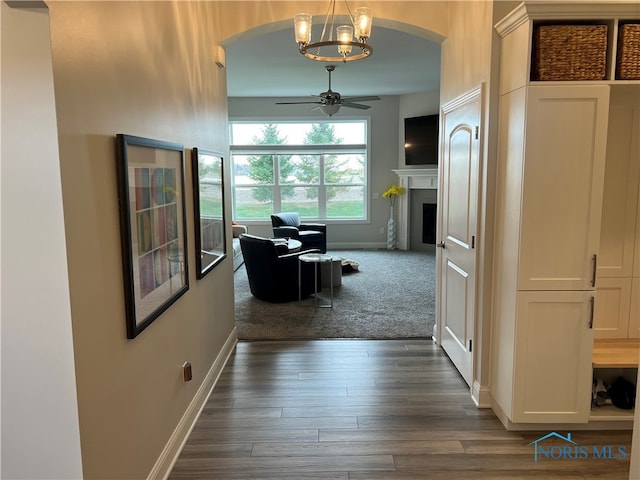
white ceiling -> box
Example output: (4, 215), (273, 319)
(224, 25), (442, 99)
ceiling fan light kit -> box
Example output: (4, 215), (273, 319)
(294, 1), (373, 63)
(320, 103), (341, 116)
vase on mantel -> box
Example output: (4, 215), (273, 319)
(387, 205), (396, 250)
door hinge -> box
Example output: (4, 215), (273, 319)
(469, 339), (472, 352)
(471, 235), (475, 249)
(474, 126), (479, 140)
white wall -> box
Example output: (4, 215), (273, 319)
(47, 2), (234, 477)
(0, 4), (83, 478)
(441, 0), (496, 406)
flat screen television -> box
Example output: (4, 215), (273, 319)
(404, 114), (439, 166)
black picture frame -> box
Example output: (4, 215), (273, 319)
(116, 134), (189, 339)
(191, 148), (227, 278)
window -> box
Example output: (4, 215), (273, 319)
(229, 121), (368, 221)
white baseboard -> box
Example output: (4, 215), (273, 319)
(472, 380), (492, 408)
(147, 328), (238, 480)
(328, 242), (387, 250)
(490, 395), (633, 431)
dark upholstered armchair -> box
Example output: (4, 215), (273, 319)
(271, 212), (327, 253)
(239, 233), (321, 303)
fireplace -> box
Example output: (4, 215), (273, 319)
(409, 188), (437, 250)
(392, 168), (438, 250)
(422, 203), (437, 244)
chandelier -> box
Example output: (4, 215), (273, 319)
(294, 0), (373, 63)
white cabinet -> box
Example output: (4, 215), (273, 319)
(594, 86), (640, 339)
(492, 1), (639, 428)
(518, 86), (609, 291)
(635, 183), (640, 278)
(629, 279), (640, 338)
(597, 91), (640, 279)
(594, 277), (633, 338)
(512, 291), (595, 423)
(491, 85), (608, 425)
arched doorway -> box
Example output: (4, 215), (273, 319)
(225, 19), (445, 341)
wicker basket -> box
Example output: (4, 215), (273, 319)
(532, 24), (608, 81)
(616, 24), (640, 80)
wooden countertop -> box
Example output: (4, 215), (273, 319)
(593, 338), (640, 368)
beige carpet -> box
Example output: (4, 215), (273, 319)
(234, 249), (435, 340)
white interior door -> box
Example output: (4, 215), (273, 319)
(437, 87), (481, 386)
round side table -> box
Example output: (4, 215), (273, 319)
(271, 238), (302, 253)
(298, 253), (333, 308)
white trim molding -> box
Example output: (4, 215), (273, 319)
(472, 381), (492, 408)
(148, 329), (238, 480)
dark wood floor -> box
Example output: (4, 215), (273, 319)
(169, 339), (632, 479)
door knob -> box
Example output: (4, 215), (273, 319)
(436, 241), (445, 249)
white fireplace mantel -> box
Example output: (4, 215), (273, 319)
(392, 168), (439, 250)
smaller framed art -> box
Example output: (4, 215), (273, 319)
(191, 148), (227, 278)
(116, 134), (189, 339)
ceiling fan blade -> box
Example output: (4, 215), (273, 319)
(276, 101), (323, 105)
(342, 95), (381, 102)
(340, 102), (371, 110)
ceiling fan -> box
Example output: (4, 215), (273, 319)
(276, 65), (380, 116)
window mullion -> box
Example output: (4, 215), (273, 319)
(318, 153), (326, 218)
(273, 153), (281, 212)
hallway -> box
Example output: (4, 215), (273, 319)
(169, 340), (632, 479)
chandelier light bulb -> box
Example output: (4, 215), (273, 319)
(294, 13), (312, 44)
(336, 25), (353, 55)
(353, 7), (372, 40)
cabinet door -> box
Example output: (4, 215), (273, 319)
(593, 277), (632, 338)
(518, 86), (610, 291)
(597, 97), (640, 278)
(513, 291), (594, 423)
